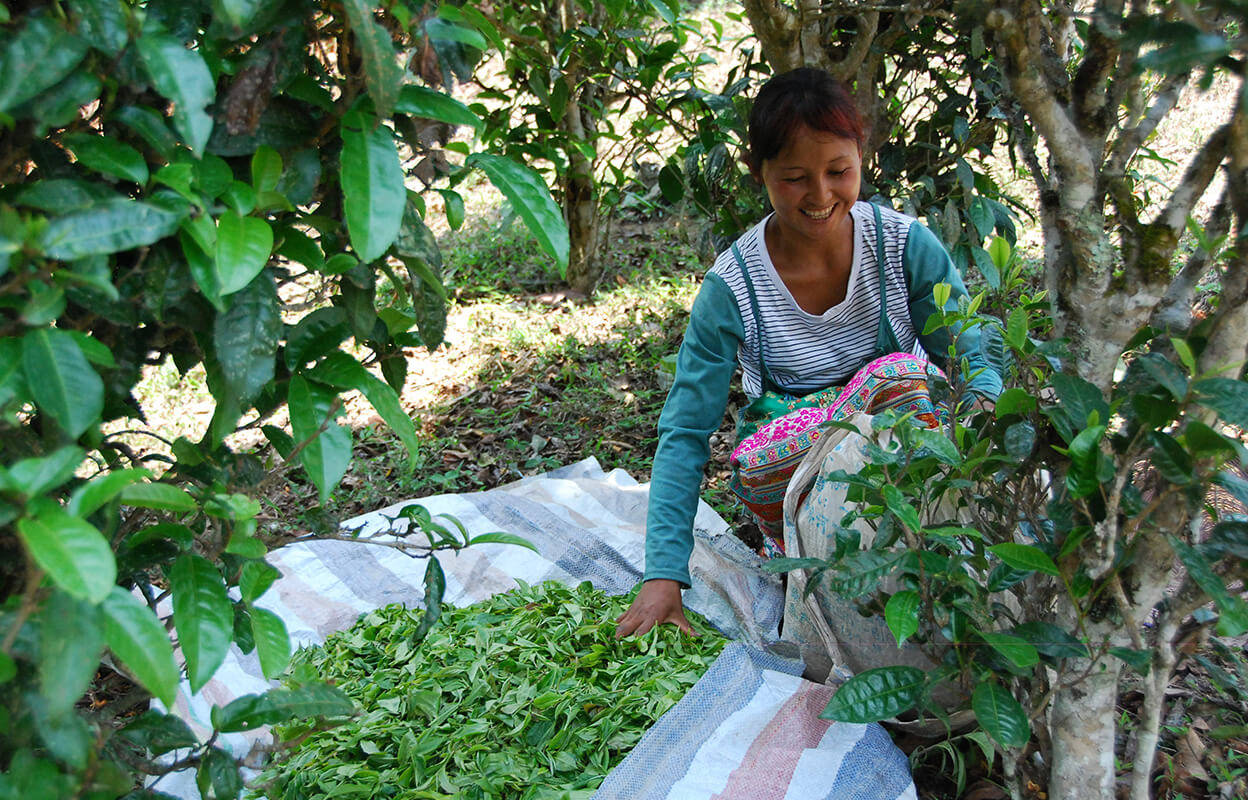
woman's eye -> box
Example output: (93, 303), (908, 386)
(829, 169), (847, 177)
(784, 176), (804, 183)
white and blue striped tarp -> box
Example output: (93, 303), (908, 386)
(593, 643), (917, 800)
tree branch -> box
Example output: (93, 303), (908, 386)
(988, 2), (1096, 200)
(1150, 184), (1231, 334)
(1105, 71), (1188, 180)
(1156, 123), (1231, 235)
(743, 0), (803, 72)
(1071, 0), (1127, 137)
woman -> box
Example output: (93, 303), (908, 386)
(615, 68), (1002, 638)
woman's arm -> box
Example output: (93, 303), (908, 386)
(616, 273), (743, 637)
(902, 221), (1004, 401)
(642, 272), (744, 586)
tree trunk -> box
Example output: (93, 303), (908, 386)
(560, 86), (600, 295)
(1050, 655), (1121, 800)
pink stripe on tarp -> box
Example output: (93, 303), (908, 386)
(709, 682), (837, 800)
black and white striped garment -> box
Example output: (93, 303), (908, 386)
(709, 201), (926, 398)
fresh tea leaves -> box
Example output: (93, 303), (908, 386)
(256, 580), (725, 800)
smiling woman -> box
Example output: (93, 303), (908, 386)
(614, 67), (1003, 650)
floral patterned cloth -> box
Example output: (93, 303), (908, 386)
(730, 353), (949, 544)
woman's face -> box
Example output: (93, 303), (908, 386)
(755, 126), (861, 248)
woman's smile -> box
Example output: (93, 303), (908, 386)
(755, 127), (862, 247)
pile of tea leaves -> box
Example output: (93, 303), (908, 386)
(253, 580), (726, 800)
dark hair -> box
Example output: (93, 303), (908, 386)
(746, 68), (866, 168)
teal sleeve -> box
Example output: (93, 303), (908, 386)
(903, 221), (1004, 400)
(644, 273), (743, 587)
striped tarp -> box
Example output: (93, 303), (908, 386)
(593, 643), (917, 800)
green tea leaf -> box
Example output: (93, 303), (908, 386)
(0, 16), (88, 113)
(1136, 352), (1188, 400)
(821, 666), (925, 723)
(412, 557), (446, 643)
(102, 587), (179, 707)
(137, 32), (214, 155)
(214, 272), (281, 404)
(215, 685), (356, 733)
(1004, 421), (1036, 460)
(972, 682), (1029, 747)
(465, 531), (540, 553)
(883, 484), (921, 532)
(340, 111), (405, 262)
(240, 561), (281, 604)
(913, 427), (961, 465)
(979, 630), (1040, 668)
(6, 447), (85, 497)
(117, 710), (198, 756)
(306, 352), (419, 464)
(171, 554), (233, 693)
(288, 376), (352, 501)
(215, 211), (273, 295)
(114, 105), (178, 159)
(342, 0), (403, 119)
(69, 0), (129, 57)
(396, 85), (483, 131)
(424, 17), (489, 49)
(40, 198), (182, 260)
(885, 590), (919, 647)
(1109, 646), (1153, 675)
(67, 468), (151, 517)
(17, 501), (115, 604)
(197, 746), (242, 800)
(1170, 535), (1248, 636)
(987, 236), (1011, 271)
(38, 590), (105, 715)
(1012, 621), (1088, 661)
(1148, 430), (1194, 485)
(439, 189), (466, 230)
(250, 607), (291, 680)
(466, 153), (569, 276)
(1193, 378), (1248, 428)
(62, 133), (148, 184)
(120, 482), (198, 512)
(989, 543), (1059, 576)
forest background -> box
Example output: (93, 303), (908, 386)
(0, 0), (1246, 798)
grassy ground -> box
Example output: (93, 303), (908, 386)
(255, 208), (758, 547)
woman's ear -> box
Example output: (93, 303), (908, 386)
(742, 154), (762, 183)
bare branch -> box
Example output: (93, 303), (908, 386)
(1199, 165), (1248, 376)
(1071, 0), (1127, 136)
(742, 0), (803, 72)
(1105, 71), (1188, 180)
(988, 2), (1096, 200)
(1150, 184), (1231, 334)
(1155, 123), (1231, 234)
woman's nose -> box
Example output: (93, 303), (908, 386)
(811, 175), (835, 203)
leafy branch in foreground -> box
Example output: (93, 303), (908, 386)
(0, 0), (568, 794)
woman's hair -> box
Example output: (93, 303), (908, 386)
(746, 68), (866, 167)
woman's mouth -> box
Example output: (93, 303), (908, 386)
(801, 206), (835, 220)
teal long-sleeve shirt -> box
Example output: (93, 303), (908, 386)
(643, 212), (1003, 587)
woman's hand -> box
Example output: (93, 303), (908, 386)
(614, 579), (698, 638)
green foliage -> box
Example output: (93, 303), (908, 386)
(0, 0), (569, 793)
(467, 0), (717, 289)
(256, 580), (727, 799)
(776, 237), (1248, 769)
